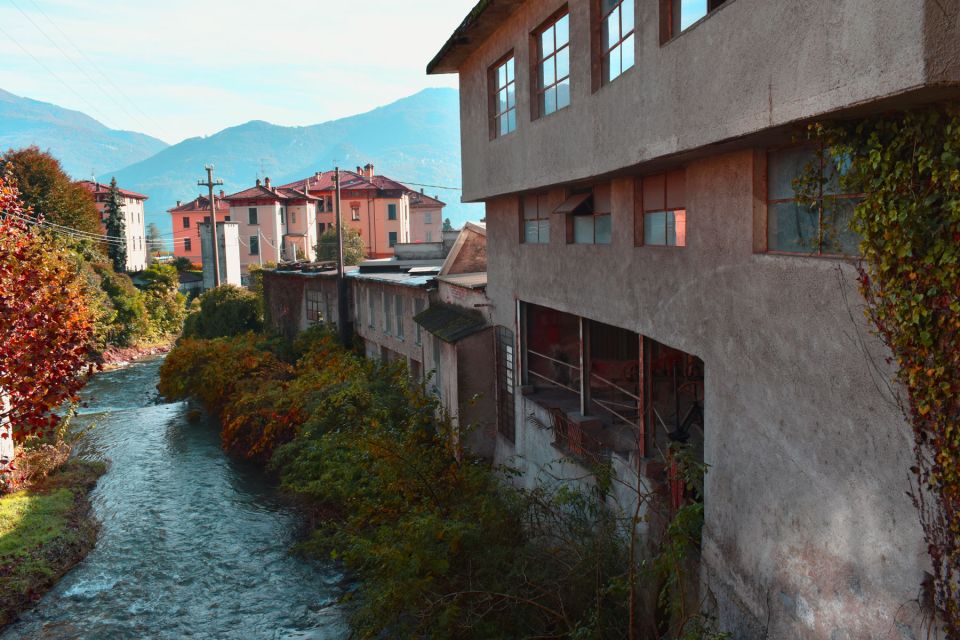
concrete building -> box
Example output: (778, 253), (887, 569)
(168, 193), (230, 266)
(199, 221), (242, 289)
(428, 1), (959, 638)
(78, 180), (148, 272)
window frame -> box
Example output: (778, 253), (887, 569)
(248, 207), (258, 225)
(765, 146), (863, 257)
(183, 237), (192, 252)
(395, 295), (405, 340)
(249, 235), (260, 256)
(367, 289), (375, 329)
(387, 203), (397, 220)
(521, 193), (551, 245)
(414, 298), (424, 346)
(595, 0), (636, 88)
(532, 7), (571, 120)
(635, 169), (687, 248)
(383, 291), (392, 335)
(489, 52), (518, 139)
(351, 205), (361, 221)
(660, 0), (728, 43)
(182, 216), (190, 229)
(565, 184), (612, 245)
(388, 231), (398, 247)
(305, 289), (323, 325)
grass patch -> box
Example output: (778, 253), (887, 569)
(0, 459), (106, 629)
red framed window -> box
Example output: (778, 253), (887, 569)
(534, 9), (571, 118)
(490, 54), (517, 138)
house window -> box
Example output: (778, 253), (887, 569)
(389, 231), (398, 247)
(600, 0), (635, 84)
(490, 54), (517, 137)
(395, 296), (404, 340)
(367, 289), (375, 328)
(388, 204), (397, 220)
(182, 216), (190, 229)
(638, 169), (686, 247)
(326, 196), (333, 211)
(383, 291), (392, 334)
(291, 211), (297, 225)
(663, 0), (727, 40)
(224, 216), (231, 222)
(767, 147), (861, 256)
(534, 10), (571, 118)
(351, 205), (360, 221)
(496, 326), (516, 442)
(522, 193), (551, 244)
(280, 208), (286, 225)
(560, 184), (612, 245)
(184, 237), (192, 252)
(306, 290), (323, 324)
(249, 235), (260, 255)
(424, 211), (433, 224)
(414, 299), (424, 345)
(426, 231), (433, 242)
(248, 207), (258, 225)
(432, 336), (442, 395)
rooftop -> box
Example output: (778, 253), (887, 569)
(77, 180), (148, 201)
(427, 0), (525, 75)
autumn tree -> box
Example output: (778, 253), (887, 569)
(0, 175), (95, 443)
(104, 177), (127, 272)
(1, 147), (101, 235)
(315, 226), (365, 265)
(442, 217), (453, 232)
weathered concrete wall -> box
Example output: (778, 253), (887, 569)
(262, 271), (306, 339)
(483, 148), (926, 639)
(352, 280), (432, 370)
(454, 0), (957, 202)
(455, 329), (498, 458)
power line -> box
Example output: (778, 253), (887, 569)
(395, 180), (462, 191)
(0, 21), (115, 127)
(8, 0), (151, 133)
(23, 0), (158, 134)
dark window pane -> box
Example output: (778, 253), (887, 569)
(822, 198), (861, 255)
(595, 214), (612, 244)
(768, 201), (819, 253)
(768, 147), (816, 200)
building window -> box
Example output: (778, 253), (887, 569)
(367, 289), (375, 328)
(351, 205), (360, 221)
(414, 299), (424, 345)
(600, 0), (635, 84)
(426, 231), (433, 243)
(534, 10), (571, 118)
(184, 237), (192, 252)
(559, 184), (612, 245)
(496, 326), (516, 442)
(663, 0), (727, 41)
(280, 208), (286, 225)
(224, 216), (231, 222)
(389, 231), (398, 247)
(326, 196), (333, 211)
(395, 296), (404, 340)
(249, 235), (260, 255)
(383, 291), (392, 334)
(767, 147), (861, 256)
(248, 207), (258, 225)
(490, 54), (517, 137)
(388, 204), (397, 220)
(424, 211), (433, 224)
(432, 336), (442, 395)
(638, 169), (686, 247)
(291, 211), (297, 225)
(306, 290), (323, 324)
(522, 193), (551, 244)
(182, 216), (190, 229)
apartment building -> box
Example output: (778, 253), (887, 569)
(78, 179), (148, 272)
(168, 192), (230, 265)
(409, 190), (446, 243)
(428, 1), (959, 638)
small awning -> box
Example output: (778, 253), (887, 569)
(553, 192), (592, 215)
(414, 303), (489, 343)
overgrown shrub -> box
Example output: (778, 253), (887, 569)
(181, 285), (263, 340)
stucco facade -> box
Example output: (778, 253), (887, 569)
(80, 180), (149, 272)
(429, 0), (960, 637)
(168, 193), (230, 265)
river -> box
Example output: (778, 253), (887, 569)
(1, 358), (348, 640)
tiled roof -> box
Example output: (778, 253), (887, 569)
(410, 191), (447, 208)
(77, 180), (148, 200)
(168, 195), (230, 213)
(224, 184), (286, 201)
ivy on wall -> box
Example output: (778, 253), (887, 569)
(805, 105), (960, 636)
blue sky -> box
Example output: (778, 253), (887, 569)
(0, 0), (476, 143)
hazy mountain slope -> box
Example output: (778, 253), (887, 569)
(0, 89), (168, 178)
(104, 88), (477, 238)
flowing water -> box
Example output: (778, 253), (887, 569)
(1, 358), (348, 640)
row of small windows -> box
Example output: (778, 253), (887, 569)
(490, 0), (728, 139)
(366, 289), (419, 343)
(521, 147), (860, 256)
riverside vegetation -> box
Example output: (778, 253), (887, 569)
(159, 290), (724, 639)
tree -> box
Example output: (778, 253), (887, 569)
(172, 256), (194, 273)
(146, 222), (163, 257)
(442, 217), (453, 232)
(140, 262), (187, 336)
(1, 147), (102, 235)
(0, 174), (95, 442)
(315, 226), (365, 266)
(181, 286), (263, 340)
(104, 177), (126, 272)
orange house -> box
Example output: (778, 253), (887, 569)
(168, 192), (230, 265)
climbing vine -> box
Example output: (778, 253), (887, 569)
(805, 105), (960, 635)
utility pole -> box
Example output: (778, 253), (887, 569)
(198, 165), (224, 287)
(334, 167), (350, 347)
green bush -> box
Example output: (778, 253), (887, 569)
(92, 263), (150, 347)
(181, 285), (263, 340)
(140, 263), (187, 336)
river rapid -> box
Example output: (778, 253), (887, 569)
(1, 358), (348, 640)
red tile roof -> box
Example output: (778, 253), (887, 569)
(77, 180), (148, 201)
(223, 184), (286, 201)
(410, 191), (447, 208)
(168, 194), (230, 213)
(277, 169), (446, 207)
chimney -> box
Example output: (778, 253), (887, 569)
(176, 200), (181, 207)
(364, 163), (375, 179)
(265, 177), (271, 189)
(420, 188), (424, 194)
(256, 177), (262, 187)
(219, 190), (225, 199)
(356, 165), (362, 175)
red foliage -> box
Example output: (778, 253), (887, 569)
(0, 175), (95, 441)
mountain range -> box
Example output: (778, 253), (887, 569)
(0, 88), (477, 242)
